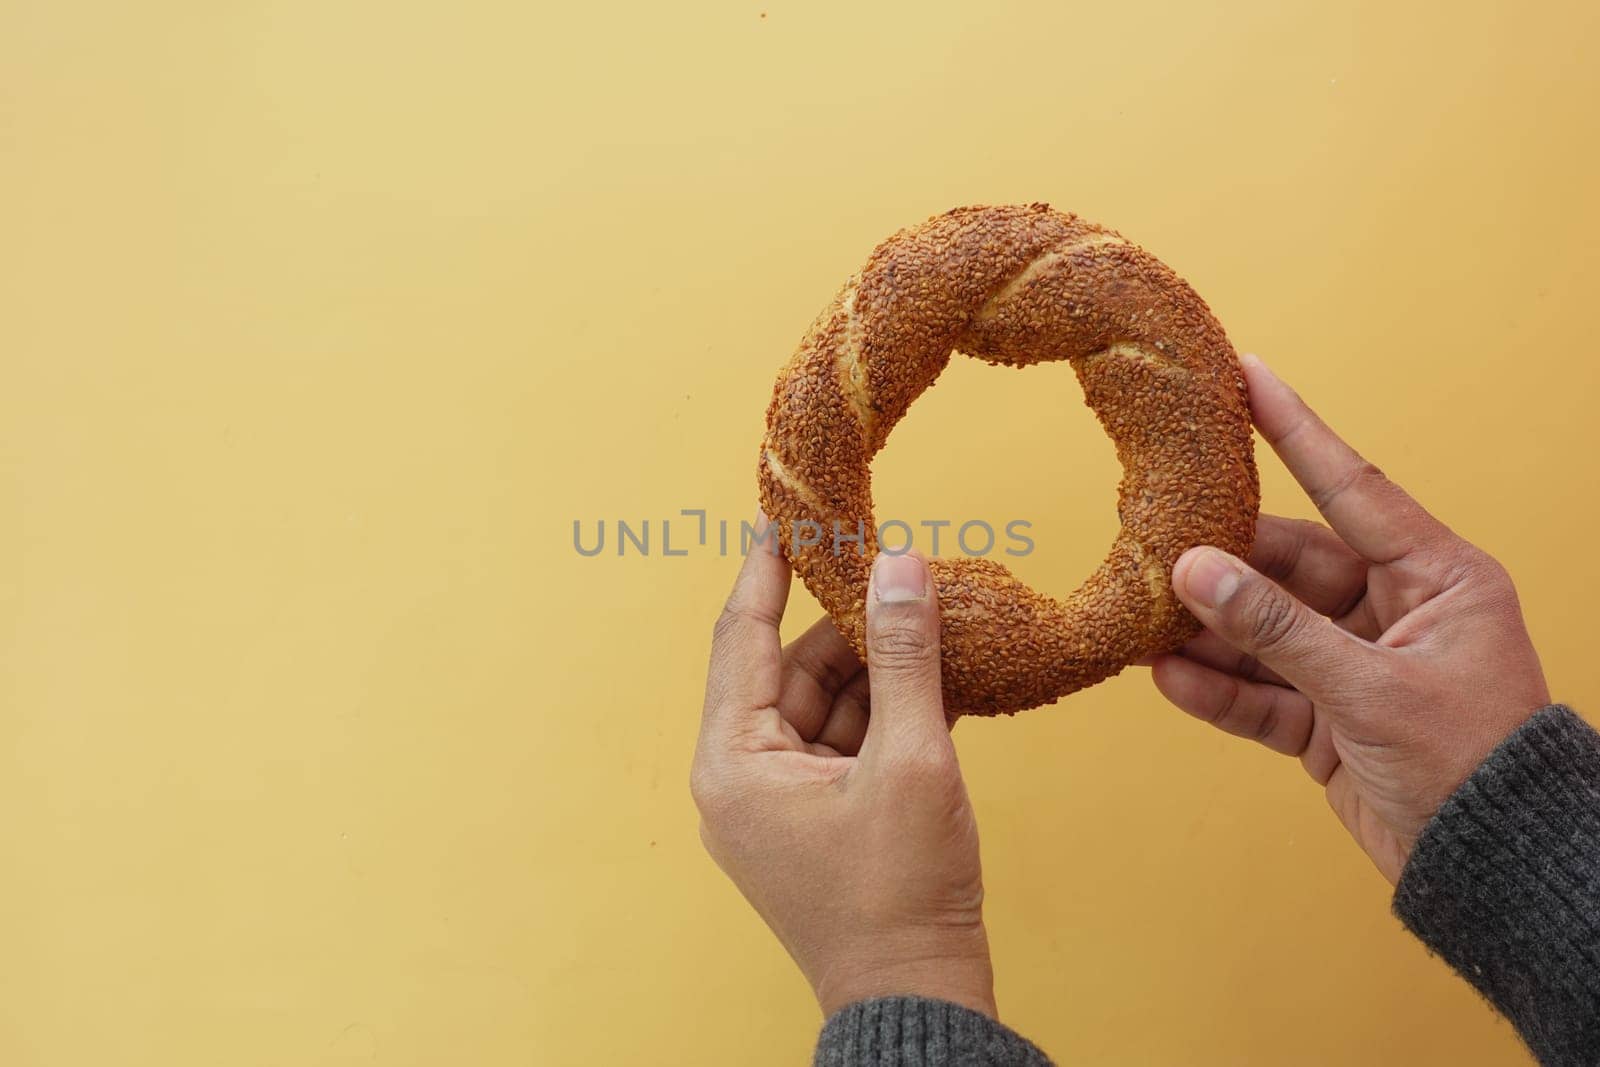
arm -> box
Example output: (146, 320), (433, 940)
(1394, 704), (1600, 1064)
(691, 532), (1051, 1065)
(1149, 356), (1597, 1062)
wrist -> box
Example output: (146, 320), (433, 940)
(813, 923), (997, 1021)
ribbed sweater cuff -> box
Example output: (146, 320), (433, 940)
(813, 997), (1052, 1067)
(1394, 704), (1600, 1065)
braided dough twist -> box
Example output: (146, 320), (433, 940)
(759, 204), (1259, 717)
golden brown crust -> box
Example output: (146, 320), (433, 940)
(759, 204), (1259, 717)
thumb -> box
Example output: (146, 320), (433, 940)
(1172, 546), (1371, 698)
(859, 552), (951, 768)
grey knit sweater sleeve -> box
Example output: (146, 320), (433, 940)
(1394, 703), (1600, 1065)
(813, 997), (1051, 1066)
(815, 704), (1600, 1066)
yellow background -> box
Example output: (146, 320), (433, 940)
(4, 1), (1598, 1063)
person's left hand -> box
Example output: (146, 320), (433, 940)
(691, 518), (996, 1019)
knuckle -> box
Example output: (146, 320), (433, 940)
(1234, 649), (1265, 681)
(1240, 584), (1301, 651)
(1257, 518), (1317, 580)
(1348, 462), (1387, 494)
(1471, 553), (1515, 593)
(868, 618), (939, 673)
(1199, 677), (1240, 728)
(1476, 566), (1525, 620)
(789, 644), (850, 694)
(710, 607), (738, 644)
(710, 605), (748, 645)
(1312, 460), (1386, 512)
(1441, 544), (1517, 601)
(711, 596), (780, 645)
(1250, 699), (1280, 744)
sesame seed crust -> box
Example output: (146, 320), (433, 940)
(759, 203), (1259, 717)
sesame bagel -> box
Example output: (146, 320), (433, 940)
(758, 204), (1259, 717)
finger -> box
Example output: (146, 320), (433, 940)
(777, 616), (865, 742)
(1172, 630), (1289, 687)
(1250, 515), (1369, 621)
(772, 711), (848, 758)
(857, 552), (952, 770)
(1150, 653), (1315, 757)
(1172, 546), (1375, 700)
(1242, 355), (1450, 563)
(1176, 516), (1376, 678)
(815, 671), (871, 757)
(1334, 595), (1384, 643)
(701, 513), (791, 739)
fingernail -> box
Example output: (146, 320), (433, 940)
(1179, 547), (1242, 609)
(873, 552), (927, 604)
(1241, 352), (1276, 380)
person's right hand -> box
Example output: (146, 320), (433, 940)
(1148, 355), (1551, 884)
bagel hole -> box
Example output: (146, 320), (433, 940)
(867, 354), (1121, 596)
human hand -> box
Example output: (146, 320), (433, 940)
(690, 525), (994, 1018)
(1149, 356), (1550, 884)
